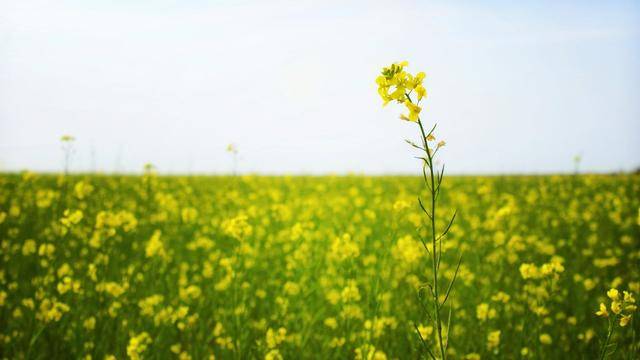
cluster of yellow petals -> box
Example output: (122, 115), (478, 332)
(595, 288), (637, 327)
(127, 332), (152, 360)
(519, 260), (565, 280)
(376, 61), (427, 122)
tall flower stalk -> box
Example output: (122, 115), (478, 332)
(58, 134), (76, 214)
(227, 143), (239, 176)
(376, 61), (460, 359)
(60, 134), (75, 176)
(595, 288), (637, 359)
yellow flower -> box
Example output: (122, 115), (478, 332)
(623, 291), (636, 304)
(407, 71), (425, 90)
(265, 327), (287, 349)
(417, 324), (433, 339)
(221, 214), (253, 239)
(22, 298), (35, 310)
(329, 337), (346, 348)
(324, 317), (338, 329)
(60, 209), (83, 227)
(392, 200), (411, 212)
(57, 277), (73, 295)
(539, 333), (552, 345)
(329, 233), (360, 262)
(126, 332), (151, 360)
(97, 282), (126, 298)
(377, 62), (410, 105)
(181, 207), (198, 223)
(402, 100), (422, 122)
(38, 243), (56, 257)
(179, 285), (202, 302)
(377, 61), (427, 119)
(83, 317), (96, 331)
(146, 230), (167, 259)
(341, 281), (361, 303)
(283, 281), (301, 296)
(595, 303), (609, 317)
(476, 303), (496, 321)
(138, 295), (164, 317)
(619, 315), (632, 327)
(415, 84), (427, 100)
(487, 330), (501, 350)
(491, 291), (511, 303)
(74, 181), (94, 199)
(265, 349), (283, 360)
(22, 239), (37, 256)
(37, 299), (70, 323)
(607, 288), (619, 301)
(519, 263), (540, 279)
(355, 345), (387, 360)
(57, 263), (73, 277)
(611, 301), (622, 315)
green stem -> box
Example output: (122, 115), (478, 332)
(418, 118), (446, 359)
(26, 324), (47, 359)
(599, 317), (615, 360)
(403, 91), (448, 359)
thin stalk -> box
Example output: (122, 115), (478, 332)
(418, 117), (446, 359)
(599, 317), (615, 360)
(403, 89), (455, 360)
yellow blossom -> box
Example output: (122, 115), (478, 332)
(487, 330), (501, 350)
(146, 230), (167, 259)
(539, 333), (552, 345)
(607, 288), (619, 301)
(620, 315), (632, 327)
(595, 303), (608, 317)
(126, 332), (151, 360)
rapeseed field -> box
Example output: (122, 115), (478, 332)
(0, 172), (638, 359)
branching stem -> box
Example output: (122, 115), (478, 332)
(404, 91), (450, 359)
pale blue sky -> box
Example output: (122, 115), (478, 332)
(1, 0), (638, 174)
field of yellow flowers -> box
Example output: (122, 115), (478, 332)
(0, 172), (638, 359)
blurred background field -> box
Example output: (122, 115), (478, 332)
(0, 173), (638, 358)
